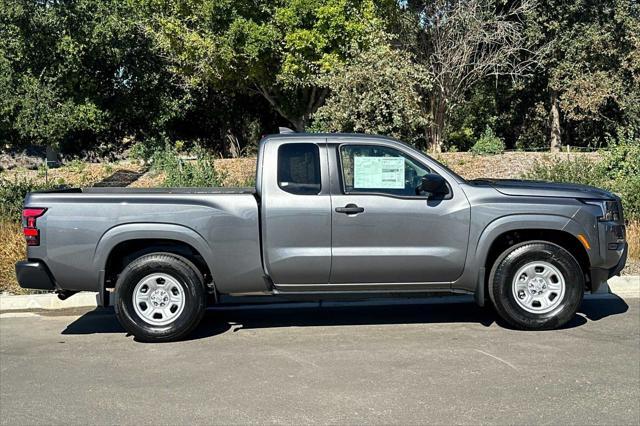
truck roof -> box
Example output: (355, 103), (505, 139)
(263, 132), (394, 141)
(260, 132), (414, 149)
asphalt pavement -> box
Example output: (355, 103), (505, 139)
(1, 296), (639, 425)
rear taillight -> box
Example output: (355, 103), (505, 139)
(22, 208), (46, 246)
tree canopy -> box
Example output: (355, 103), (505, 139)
(0, 0), (638, 155)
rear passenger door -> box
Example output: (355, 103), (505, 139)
(261, 138), (332, 287)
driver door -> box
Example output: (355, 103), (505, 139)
(329, 143), (470, 286)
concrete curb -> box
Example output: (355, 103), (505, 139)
(0, 292), (99, 311)
(1, 276), (638, 312)
(607, 275), (640, 297)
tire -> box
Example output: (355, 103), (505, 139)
(489, 241), (584, 330)
(114, 253), (206, 342)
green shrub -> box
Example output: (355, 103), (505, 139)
(310, 38), (431, 148)
(471, 127), (505, 155)
(151, 145), (225, 188)
(446, 126), (474, 152)
(65, 159), (87, 173)
(525, 132), (640, 220)
(0, 176), (65, 222)
(129, 135), (171, 162)
(149, 144), (180, 173)
(612, 175), (640, 221)
(36, 163), (48, 178)
(599, 130), (640, 181)
(598, 131), (640, 220)
(526, 156), (601, 186)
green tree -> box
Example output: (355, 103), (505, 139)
(146, 0), (390, 131)
(401, 0), (541, 152)
(527, 0), (640, 150)
(0, 0), (188, 152)
(441, 0), (640, 152)
(311, 32), (431, 146)
(11, 75), (106, 149)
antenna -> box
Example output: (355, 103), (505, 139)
(279, 127), (295, 134)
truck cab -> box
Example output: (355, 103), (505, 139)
(258, 134), (470, 292)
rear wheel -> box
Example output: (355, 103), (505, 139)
(114, 253), (206, 342)
(489, 242), (584, 330)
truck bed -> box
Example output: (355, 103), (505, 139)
(24, 188), (266, 295)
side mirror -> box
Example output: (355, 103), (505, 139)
(417, 173), (449, 197)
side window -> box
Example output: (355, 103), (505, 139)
(339, 145), (431, 196)
(278, 143), (321, 195)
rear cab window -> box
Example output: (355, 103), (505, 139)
(277, 143), (321, 195)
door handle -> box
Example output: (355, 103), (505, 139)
(335, 203), (364, 214)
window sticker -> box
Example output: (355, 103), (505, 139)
(353, 156), (405, 189)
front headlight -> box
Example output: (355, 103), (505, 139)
(582, 199), (620, 222)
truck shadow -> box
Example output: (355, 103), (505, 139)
(61, 296), (628, 342)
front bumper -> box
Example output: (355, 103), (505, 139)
(15, 260), (56, 290)
(609, 241), (628, 278)
(590, 242), (628, 293)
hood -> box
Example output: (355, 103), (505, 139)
(468, 178), (615, 200)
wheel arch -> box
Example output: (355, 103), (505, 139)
(473, 215), (593, 305)
(94, 224), (216, 303)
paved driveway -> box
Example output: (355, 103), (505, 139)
(1, 296), (639, 425)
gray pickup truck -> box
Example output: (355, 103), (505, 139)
(16, 133), (627, 341)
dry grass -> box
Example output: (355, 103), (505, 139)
(215, 158), (256, 186)
(628, 220), (640, 260)
(128, 170), (166, 188)
(432, 151), (601, 180)
(0, 221), (26, 295)
(2, 161), (145, 188)
(129, 158), (255, 188)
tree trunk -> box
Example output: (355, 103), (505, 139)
(256, 84), (306, 132)
(256, 84), (328, 133)
(427, 124), (442, 153)
(226, 131), (241, 158)
(549, 90), (561, 152)
(290, 118), (306, 132)
(427, 99), (446, 153)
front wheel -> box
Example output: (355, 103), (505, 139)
(489, 242), (584, 330)
(114, 253), (206, 342)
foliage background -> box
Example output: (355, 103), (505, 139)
(1, 0), (638, 156)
